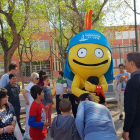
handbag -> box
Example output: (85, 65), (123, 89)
(14, 121), (23, 140)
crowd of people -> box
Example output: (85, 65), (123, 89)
(0, 52), (140, 140)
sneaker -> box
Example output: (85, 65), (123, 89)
(20, 128), (25, 134)
(24, 134), (32, 140)
(119, 114), (123, 120)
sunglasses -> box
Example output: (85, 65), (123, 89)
(35, 78), (39, 80)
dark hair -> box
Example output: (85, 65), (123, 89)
(78, 93), (95, 103)
(59, 98), (71, 112)
(43, 75), (49, 81)
(127, 52), (140, 69)
(30, 85), (43, 100)
(9, 63), (17, 71)
(58, 71), (64, 77)
(87, 76), (99, 85)
(39, 70), (46, 80)
(118, 63), (125, 68)
(0, 88), (10, 111)
(9, 74), (16, 79)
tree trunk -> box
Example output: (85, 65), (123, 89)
(19, 55), (24, 89)
(4, 50), (13, 73)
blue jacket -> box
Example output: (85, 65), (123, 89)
(75, 101), (117, 140)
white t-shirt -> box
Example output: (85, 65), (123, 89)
(26, 82), (34, 102)
(56, 78), (67, 95)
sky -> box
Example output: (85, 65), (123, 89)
(104, 0), (140, 26)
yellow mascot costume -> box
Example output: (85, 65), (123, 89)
(64, 10), (114, 103)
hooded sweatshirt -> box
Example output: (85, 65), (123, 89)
(50, 115), (80, 140)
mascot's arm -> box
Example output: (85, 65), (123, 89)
(71, 74), (90, 97)
(71, 75), (99, 103)
(99, 75), (108, 92)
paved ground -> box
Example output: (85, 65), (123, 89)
(21, 103), (124, 140)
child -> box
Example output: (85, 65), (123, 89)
(50, 99), (80, 140)
(82, 76), (106, 105)
(42, 75), (53, 127)
(28, 85), (50, 140)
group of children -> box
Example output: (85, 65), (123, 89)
(28, 75), (80, 140)
(27, 74), (117, 140)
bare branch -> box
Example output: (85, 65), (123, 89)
(92, 0), (108, 25)
(124, 0), (140, 15)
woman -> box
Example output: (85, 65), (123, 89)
(0, 88), (17, 140)
(37, 70), (50, 87)
(23, 72), (39, 139)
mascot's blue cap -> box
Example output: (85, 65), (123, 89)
(64, 29), (114, 82)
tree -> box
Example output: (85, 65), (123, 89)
(38, 0), (130, 62)
(0, 0), (30, 72)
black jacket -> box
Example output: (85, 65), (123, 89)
(123, 72), (140, 132)
(5, 83), (20, 106)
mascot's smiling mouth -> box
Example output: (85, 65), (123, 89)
(73, 59), (108, 66)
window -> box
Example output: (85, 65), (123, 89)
(123, 31), (128, 39)
(110, 46), (114, 53)
(39, 40), (49, 50)
(116, 45), (122, 53)
(130, 31), (135, 39)
(113, 59), (116, 67)
(123, 44), (129, 53)
(115, 31), (122, 40)
(117, 59), (124, 67)
(22, 61), (51, 77)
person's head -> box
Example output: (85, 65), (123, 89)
(59, 98), (72, 112)
(30, 72), (39, 84)
(87, 76), (99, 85)
(58, 71), (64, 78)
(125, 52), (140, 74)
(77, 93), (95, 104)
(0, 88), (9, 111)
(9, 74), (17, 85)
(39, 70), (46, 80)
(43, 75), (49, 86)
(30, 85), (44, 101)
(118, 63), (125, 74)
(9, 63), (17, 74)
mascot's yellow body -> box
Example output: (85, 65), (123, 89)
(64, 10), (114, 103)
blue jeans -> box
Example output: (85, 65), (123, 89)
(13, 105), (22, 130)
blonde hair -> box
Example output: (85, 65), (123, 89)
(30, 72), (39, 81)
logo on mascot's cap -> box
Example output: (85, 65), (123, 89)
(79, 33), (101, 42)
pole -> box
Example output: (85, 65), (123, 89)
(134, 0), (138, 52)
(58, 0), (64, 71)
(50, 45), (54, 87)
(119, 45), (121, 64)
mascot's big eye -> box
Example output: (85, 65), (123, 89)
(95, 49), (103, 58)
(78, 48), (87, 58)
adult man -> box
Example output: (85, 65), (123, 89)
(53, 71), (68, 115)
(75, 93), (117, 140)
(5, 74), (25, 133)
(0, 63), (17, 88)
(115, 63), (130, 120)
(122, 52), (140, 140)
(66, 78), (78, 118)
